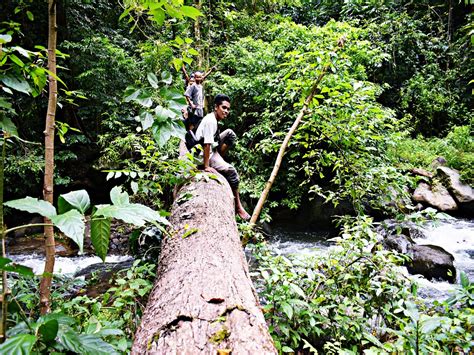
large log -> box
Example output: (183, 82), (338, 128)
(132, 173), (276, 354)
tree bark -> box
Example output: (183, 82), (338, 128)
(194, 0), (203, 68)
(132, 174), (276, 354)
(39, 0), (58, 315)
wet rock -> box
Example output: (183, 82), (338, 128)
(410, 168), (434, 179)
(74, 259), (134, 298)
(413, 182), (458, 212)
(75, 259), (134, 278)
(381, 232), (414, 254)
(431, 156), (447, 169)
(406, 244), (456, 283)
(7, 237), (78, 257)
(436, 166), (474, 204)
(12, 216), (44, 238)
(379, 222), (455, 283)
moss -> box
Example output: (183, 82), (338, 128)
(209, 326), (230, 345)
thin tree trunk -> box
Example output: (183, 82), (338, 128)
(194, 0), (202, 68)
(0, 133), (7, 343)
(133, 174), (276, 354)
(250, 38), (345, 224)
(39, 0), (58, 315)
(446, 0), (452, 70)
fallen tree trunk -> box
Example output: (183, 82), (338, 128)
(132, 173), (276, 354)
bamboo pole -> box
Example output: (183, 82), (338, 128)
(250, 38), (345, 225)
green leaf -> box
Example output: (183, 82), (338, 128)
(124, 88), (141, 102)
(187, 48), (198, 57)
(1, 76), (31, 95)
(0, 116), (18, 137)
(26, 11), (34, 21)
(404, 301), (419, 322)
(0, 96), (12, 109)
(363, 332), (384, 347)
(136, 91), (153, 108)
(171, 58), (182, 72)
(50, 210), (85, 253)
(151, 119), (186, 147)
(9, 54), (25, 68)
(58, 190), (90, 214)
(90, 217), (111, 262)
(180, 5), (202, 20)
(149, 8), (165, 26)
(3, 263), (34, 276)
(4, 197), (56, 218)
(460, 271), (470, 288)
(0, 257), (12, 268)
(290, 283), (306, 299)
(182, 228), (198, 239)
(420, 316), (446, 334)
(58, 330), (83, 353)
(0, 334), (36, 355)
(161, 71), (172, 85)
(38, 319), (59, 343)
(154, 105), (174, 121)
(94, 204), (167, 227)
(147, 72), (159, 89)
(42, 313), (75, 326)
(139, 111), (154, 131)
(0, 34), (12, 44)
(76, 334), (120, 355)
(281, 302), (293, 319)
(110, 186), (129, 206)
(281, 346), (294, 353)
(164, 4), (182, 19)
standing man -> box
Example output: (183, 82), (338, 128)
(184, 67), (216, 130)
(194, 94), (250, 220)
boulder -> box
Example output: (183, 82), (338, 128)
(410, 168), (434, 179)
(413, 182), (458, 212)
(406, 244), (456, 283)
(436, 166), (474, 204)
(431, 156), (447, 169)
(380, 223), (456, 283)
(381, 232), (414, 254)
(74, 259), (135, 298)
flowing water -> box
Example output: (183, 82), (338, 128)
(265, 218), (474, 301)
(8, 254), (133, 276)
(7, 218), (473, 301)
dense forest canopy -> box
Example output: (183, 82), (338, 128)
(0, 0), (473, 353)
(1, 0), (472, 212)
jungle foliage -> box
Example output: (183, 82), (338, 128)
(0, 0), (473, 353)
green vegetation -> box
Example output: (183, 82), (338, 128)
(1, 260), (155, 353)
(0, 0), (472, 353)
(251, 217), (473, 353)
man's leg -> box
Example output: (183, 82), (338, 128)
(218, 129), (237, 157)
(210, 151), (250, 220)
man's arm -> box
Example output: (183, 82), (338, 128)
(202, 144), (216, 173)
(184, 85), (196, 109)
(182, 64), (190, 83)
(202, 66), (217, 81)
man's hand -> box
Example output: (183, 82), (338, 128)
(203, 166), (218, 174)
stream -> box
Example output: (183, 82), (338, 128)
(265, 218), (474, 301)
(8, 218), (473, 302)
